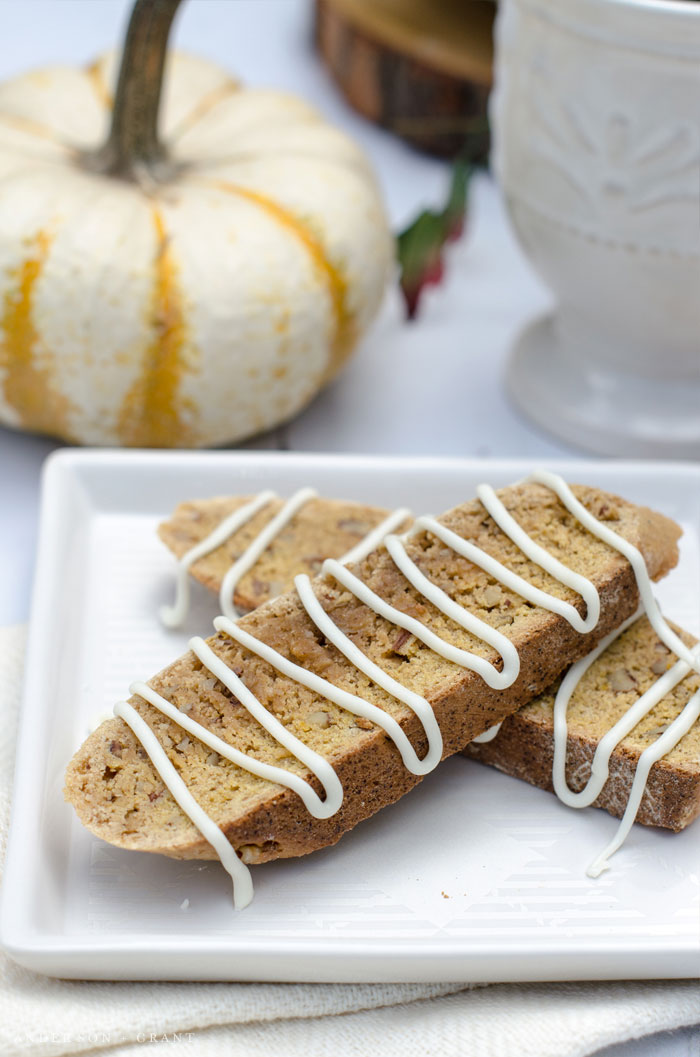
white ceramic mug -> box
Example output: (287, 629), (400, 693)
(492, 0), (700, 457)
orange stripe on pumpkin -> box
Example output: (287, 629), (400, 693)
(117, 208), (195, 448)
(0, 112), (67, 145)
(213, 181), (357, 381)
(170, 78), (241, 142)
(0, 230), (74, 439)
(85, 60), (114, 110)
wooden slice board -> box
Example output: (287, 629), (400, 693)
(314, 0), (495, 158)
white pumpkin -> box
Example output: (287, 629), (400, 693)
(0, 1), (393, 447)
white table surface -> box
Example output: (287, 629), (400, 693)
(0, 3), (696, 1053)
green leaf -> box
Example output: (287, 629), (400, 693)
(397, 160), (472, 320)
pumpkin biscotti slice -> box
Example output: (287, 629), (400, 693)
(65, 480), (681, 881)
(464, 614), (700, 833)
(158, 492), (409, 617)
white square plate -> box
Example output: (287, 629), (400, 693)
(2, 451), (699, 981)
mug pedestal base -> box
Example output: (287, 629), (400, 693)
(507, 314), (700, 459)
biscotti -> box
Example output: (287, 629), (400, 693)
(158, 491), (409, 618)
(465, 614), (700, 833)
(65, 476), (681, 903)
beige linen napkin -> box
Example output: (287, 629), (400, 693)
(1, 625), (698, 1057)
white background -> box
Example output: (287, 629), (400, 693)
(0, 3), (695, 1054)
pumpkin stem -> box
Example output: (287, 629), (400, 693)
(89, 0), (183, 180)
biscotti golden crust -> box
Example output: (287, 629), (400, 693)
(465, 616), (700, 832)
(158, 495), (399, 612)
(65, 482), (681, 866)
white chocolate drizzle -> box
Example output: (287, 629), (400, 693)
(160, 491), (411, 627)
(293, 573), (444, 773)
(476, 485), (600, 634)
(380, 534), (521, 689)
(218, 487), (317, 620)
(116, 472), (699, 907)
(339, 507), (412, 565)
(587, 683), (700, 877)
(129, 676), (341, 819)
(472, 722), (502, 744)
(160, 490), (276, 628)
(529, 471), (696, 668)
(114, 700), (254, 909)
(526, 470), (700, 877)
(551, 608), (700, 877)
(213, 615), (438, 775)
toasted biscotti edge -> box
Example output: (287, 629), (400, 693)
(65, 484), (682, 865)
